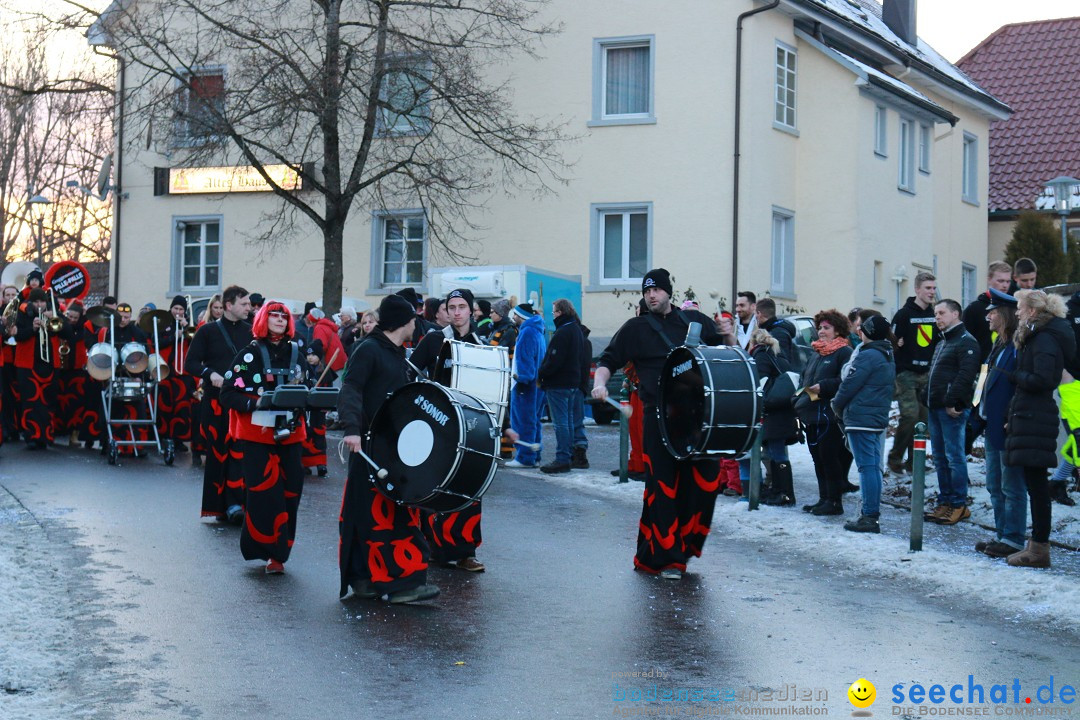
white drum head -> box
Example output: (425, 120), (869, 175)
(398, 419), (435, 467)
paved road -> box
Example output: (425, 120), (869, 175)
(1, 428), (1078, 719)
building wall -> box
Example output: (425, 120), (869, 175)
(105, 0), (1000, 336)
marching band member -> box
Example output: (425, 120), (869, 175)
(14, 289), (72, 449)
(2, 284), (20, 443)
(155, 296), (197, 453)
(592, 269), (724, 581)
(338, 294), (439, 603)
(409, 288), (488, 573)
(219, 301), (307, 574)
(186, 286), (252, 522)
(77, 297), (116, 450)
(300, 341), (330, 477)
(53, 300), (87, 444)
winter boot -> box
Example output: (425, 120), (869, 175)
(571, 446), (589, 469)
(811, 499), (844, 516)
(843, 515), (880, 533)
(761, 461), (795, 506)
(1006, 540), (1051, 569)
(1049, 481), (1076, 507)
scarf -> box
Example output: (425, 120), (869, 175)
(811, 336), (850, 356)
(268, 332), (285, 344)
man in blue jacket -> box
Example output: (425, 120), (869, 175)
(831, 314), (896, 533)
(506, 304), (546, 468)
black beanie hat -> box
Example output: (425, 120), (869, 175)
(861, 315), (889, 342)
(642, 268), (673, 297)
(476, 299), (491, 316)
(27, 288), (47, 302)
(249, 293), (265, 307)
(377, 294), (416, 331)
(395, 287), (421, 308)
(446, 288), (475, 309)
(170, 295), (188, 310)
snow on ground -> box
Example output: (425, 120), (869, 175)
(525, 438), (1080, 635)
(0, 486), (79, 714)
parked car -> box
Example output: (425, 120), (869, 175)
(780, 314), (817, 374)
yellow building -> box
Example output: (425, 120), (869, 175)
(90, 0), (1008, 336)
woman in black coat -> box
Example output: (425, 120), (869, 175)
(748, 329), (798, 506)
(1004, 290), (1076, 568)
(796, 309), (853, 516)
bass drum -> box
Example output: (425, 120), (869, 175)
(657, 345), (761, 460)
(368, 382), (498, 513)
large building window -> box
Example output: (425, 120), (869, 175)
(774, 42), (797, 131)
(373, 212), (426, 288)
(962, 132), (979, 204)
(175, 69), (225, 144)
(174, 217), (222, 293)
(771, 208), (795, 296)
(590, 36), (655, 126)
(899, 118), (916, 193)
(590, 203), (651, 286)
(377, 56), (431, 137)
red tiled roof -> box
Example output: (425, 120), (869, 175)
(956, 17), (1080, 213)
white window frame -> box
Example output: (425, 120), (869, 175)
(588, 202), (652, 290)
(961, 263), (977, 307)
(172, 215), (223, 294)
(962, 132), (979, 205)
(770, 207), (795, 298)
(774, 42), (797, 133)
(173, 67), (226, 147)
(873, 260), (885, 304)
(377, 55), (432, 137)
(874, 104), (888, 157)
(898, 117), (916, 193)
(918, 123), (932, 174)
(589, 35), (656, 127)
(368, 209), (428, 291)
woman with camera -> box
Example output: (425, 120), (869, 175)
(219, 301), (308, 574)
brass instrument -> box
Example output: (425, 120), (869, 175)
(46, 292), (64, 335)
(28, 304), (49, 364)
(2, 298), (17, 327)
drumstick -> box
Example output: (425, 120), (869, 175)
(315, 348), (340, 386)
(353, 445), (389, 480)
(603, 396), (633, 419)
(513, 439), (541, 452)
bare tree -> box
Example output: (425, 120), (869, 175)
(91, 0), (568, 311)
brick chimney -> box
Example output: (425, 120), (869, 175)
(882, 0), (917, 46)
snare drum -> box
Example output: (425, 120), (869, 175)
(368, 382), (498, 513)
(86, 342), (118, 381)
(657, 345), (761, 460)
(434, 340), (510, 426)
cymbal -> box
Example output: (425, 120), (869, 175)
(85, 305), (117, 329)
(139, 309), (173, 334)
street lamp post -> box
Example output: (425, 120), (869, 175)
(27, 191), (52, 269)
(1044, 176), (1079, 255)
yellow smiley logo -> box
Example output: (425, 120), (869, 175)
(848, 678), (876, 709)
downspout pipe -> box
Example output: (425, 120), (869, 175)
(94, 47), (125, 298)
(732, 0), (780, 306)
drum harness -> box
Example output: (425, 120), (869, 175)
(253, 340), (301, 443)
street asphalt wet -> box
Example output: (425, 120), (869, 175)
(2, 424), (1080, 719)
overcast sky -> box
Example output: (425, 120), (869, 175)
(917, 0), (1079, 61)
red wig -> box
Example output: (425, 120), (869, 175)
(252, 301), (295, 340)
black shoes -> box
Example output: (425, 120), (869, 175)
(540, 461), (571, 474)
(842, 482), (860, 494)
(760, 493), (795, 507)
(811, 499), (844, 516)
(610, 469), (646, 481)
(571, 447), (589, 469)
(388, 584), (440, 604)
(317, 465), (328, 477)
(844, 515), (880, 533)
(802, 500), (824, 513)
(1050, 481), (1076, 506)
(982, 541), (1017, 558)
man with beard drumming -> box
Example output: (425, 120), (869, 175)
(592, 268), (724, 580)
(186, 285), (252, 523)
(14, 288), (73, 449)
(338, 294), (439, 603)
(409, 288), (488, 573)
(219, 302), (307, 574)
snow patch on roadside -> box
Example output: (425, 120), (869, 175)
(526, 442), (1080, 634)
(0, 485), (79, 717)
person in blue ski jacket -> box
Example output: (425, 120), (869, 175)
(506, 304), (546, 467)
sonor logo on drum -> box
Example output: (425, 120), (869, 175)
(413, 394), (450, 426)
(672, 359), (694, 378)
